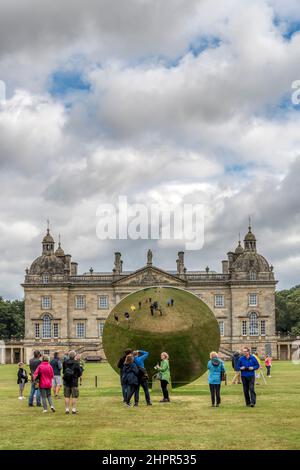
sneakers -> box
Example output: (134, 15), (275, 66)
(159, 398), (170, 403)
(65, 409), (70, 414)
(147, 402), (153, 406)
(51, 406), (56, 413)
(133, 403), (138, 407)
(125, 403), (131, 407)
(72, 409), (77, 414)
(42, 409), (48, 413)
(250, 404), (255, 408)
(18, 396), (23, 400)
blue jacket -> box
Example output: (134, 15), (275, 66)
(134, 350), (149, 369)
(238, 355), (259, 377)
(122, 363), (139, 386)
(207, 358), (226, 385)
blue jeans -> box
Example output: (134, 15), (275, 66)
(28, 382), (41, 406)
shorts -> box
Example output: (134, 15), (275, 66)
(64, 386), (79, 398)
(52, 376), (62, 387)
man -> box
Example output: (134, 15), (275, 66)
(117, 349), (133, 402)
(133, 350), (152, 406)
(50, 352), (62, 398)
(63, 350), (82, 414)
(231, 351), (241, 385)
(28, 350), (41, 407)
(238, 347), (259, 407)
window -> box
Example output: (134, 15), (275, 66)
(249, 293), (258, 306)
(249, 312), (259, 336)
(42, 296), (51, 309)
(98, 295), (109, 309)
(261, 320), (266, 336)
(250, 271), (257, 280)
(42, 275), (49, 284)
(242, 320), (247, 336)
(215, 294), (224, 308)
(53, 323), (59, 338)
(99, 322), (105, 337)
(34, 323), (40, 338)
(75, 295), (85, 309)
(76, 322), (85, 338)
(43, 350), (50, 356)
(42, 314), (52, 339)
(251, 347), (257, 355)
(218, 321), (224, 337)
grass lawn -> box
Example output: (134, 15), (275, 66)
(0, 361), (299, 450)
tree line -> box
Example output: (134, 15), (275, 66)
(0, 285), (300, 340)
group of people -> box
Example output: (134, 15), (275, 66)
(17, 346), (272, 412)
(114, 296), (175, 323)
(208, 347), (273, 408)
(231, 351), (272, 385)
(117, 349), (171, 407)
(17, 350), (83, 414)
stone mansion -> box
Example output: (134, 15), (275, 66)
(22, 224), (278, 362)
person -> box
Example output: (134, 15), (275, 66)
(124, 312), (130, 320)
(28, 350), (42, 407)
(150, 304), (154, 316)
(253, 353), (262, 384)
(138, 301), (142, 309)
(50, 352), (62, 398)
(154, 352), (171, 403)
(130, 304), (136, 313)
(17, 362), (28, 400)
(238, 347), (259, 407)
(170, 299), (174, 306)
(117, 349), (133, 402)
(114, 314), (119, 323)
(122, 354), (139, 407)
(33, 355), (55, 413)
(63, 350), (83, 414)
(265, 355), (272, 377)
(231, 351), (241, 384)
(207, 352), (226, 407)
(75, 354), (85, 386)
(133, 350), (152, 406)
(166, 299), (171, 307)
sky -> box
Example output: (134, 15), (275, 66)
(1, 0), (300, 299)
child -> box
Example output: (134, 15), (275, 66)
(265, 355), (272, 377)
(17, 362), (28, 400)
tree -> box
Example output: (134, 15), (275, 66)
(0, 297), (25, 340)
(276, 285), (300, 334)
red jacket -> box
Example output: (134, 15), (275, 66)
(34, 361), (54, 389)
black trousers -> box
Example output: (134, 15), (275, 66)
(242, 376), (256, 405)
(134, 380), (151, 404)
(266, 366), (271, 376)
(209, 384), (221, 405)
(125, 384), (139, 404)
(160, 380), (169, 400)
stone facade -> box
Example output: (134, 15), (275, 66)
(22, 225), (278, 362)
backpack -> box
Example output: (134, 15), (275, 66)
(63, 365), (75, 385)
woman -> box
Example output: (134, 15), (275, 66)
(154, 352), (171, 403)
(265, 355), (272, 377)
(121, 354), (139, 407)
(207, 352), (226, 407)
(117, 349), (133, 402)
(17, 362), (28, 400)
(34, 355), (55, 413)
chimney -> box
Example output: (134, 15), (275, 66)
(71, 262), (78, 275)
(222, 260), (229, 274)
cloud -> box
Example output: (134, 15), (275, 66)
(0, 0), (300, 298)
